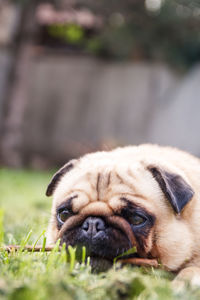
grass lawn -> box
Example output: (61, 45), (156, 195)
(0, 168), (199, 299)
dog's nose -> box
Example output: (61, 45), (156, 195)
(81, 217), (106, 238)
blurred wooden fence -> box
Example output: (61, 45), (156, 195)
(0, 46), (180, 167)
(0, 2), (200, 168)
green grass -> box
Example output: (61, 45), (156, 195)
(0, 168), (199, 299)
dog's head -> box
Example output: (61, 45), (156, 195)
(46, 147), (194, 272)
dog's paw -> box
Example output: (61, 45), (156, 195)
(172, 267), (200, 291)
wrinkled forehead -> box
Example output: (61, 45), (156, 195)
(54, 157), (141, 198)
(52, 158), (160, 214)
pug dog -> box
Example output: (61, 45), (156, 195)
(46, 144), (200, 283)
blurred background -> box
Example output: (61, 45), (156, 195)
(0, 0), (200, 169)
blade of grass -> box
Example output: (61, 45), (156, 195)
(46, 239), (61, 269)
(59, 243), (67, 264)
(53, 239), (60, 252)
(113, 246), (137, 265)
(86, 256), (90, 268)
(42, 236), (47, 252)
(68, 245), (76, 272)
(20, 229), (33, 252)
(32, 230), (46, 252)
(0, 209), (4, 246)
(82, 246), (86, 265)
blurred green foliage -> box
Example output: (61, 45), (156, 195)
(48, 24), (84, 44)
(43, 0), (200, 68)
(87, 0), (200, 68)
(9, 0), (200, 67)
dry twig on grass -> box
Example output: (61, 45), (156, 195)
(118, 258), (159, 268)
(2, 245), (55, 252)
(2, 245), (159, 268)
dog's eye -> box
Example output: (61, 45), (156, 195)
(131, 214), (146, 226)
(58, 209), (70, 224)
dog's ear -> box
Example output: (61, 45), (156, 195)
(46, 160), (76, 196)
(148, 165), (194, 214)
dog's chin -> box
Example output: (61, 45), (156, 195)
(75, 246), (114, 272)
(62, 242), (114, 272)
(89, 252), (140, 272)
(89, 256), (113, 273)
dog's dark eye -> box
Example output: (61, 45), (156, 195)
(131, 214), (146, 226)
(57, 209), (70, 224)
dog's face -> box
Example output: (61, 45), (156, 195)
(46, 146), (194, 272)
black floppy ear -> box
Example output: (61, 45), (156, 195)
(46, 160), (76, 196)
(148, 165), (194, 214)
